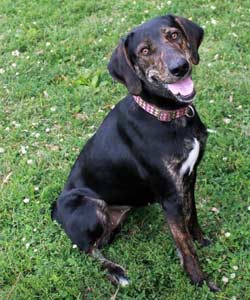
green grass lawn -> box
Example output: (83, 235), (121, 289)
(1, 0), (250, 299)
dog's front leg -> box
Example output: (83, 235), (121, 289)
(162, 196), (220, 291)
(183, 171), (211, 247)
(163, 196), (205, 285)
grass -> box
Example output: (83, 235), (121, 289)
(1, 0), (250, 299)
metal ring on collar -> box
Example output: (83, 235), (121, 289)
(185, 105), (195, 118)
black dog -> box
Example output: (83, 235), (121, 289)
(52, 14), (219, 291)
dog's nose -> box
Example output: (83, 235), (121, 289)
(169, 58), (189, 77)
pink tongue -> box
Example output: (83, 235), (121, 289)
(167, 77), (194, 96)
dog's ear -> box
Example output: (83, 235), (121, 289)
(174, 16), (204, 65)
(108, 36), (142, 95)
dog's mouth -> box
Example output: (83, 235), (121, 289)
(166, 76), (195, 103)
(150, 74), (196, 103)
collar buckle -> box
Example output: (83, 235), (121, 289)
(185, 105), (195, 118)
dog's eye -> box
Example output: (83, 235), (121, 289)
(171, 32), (179, 40)
(141, 47), (150, 55)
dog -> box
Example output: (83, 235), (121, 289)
(52, 14), (220, 291)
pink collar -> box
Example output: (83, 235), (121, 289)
(133, 95), (195, 122)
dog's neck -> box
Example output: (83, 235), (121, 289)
(139, 88), (192, 110)
(133, 95), (194, 122)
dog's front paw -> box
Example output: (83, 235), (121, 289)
(207, 280), (221, 292)
(200, 238), (212, 247)
(191, 229), (212, 247)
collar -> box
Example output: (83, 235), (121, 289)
(133, 95), (195, 122)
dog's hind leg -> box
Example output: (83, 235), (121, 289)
(104, 205), (131, 245)
(52, 189), (107, 252)
(91, 205), (131, 286)
(52, 188), (131, 286)
(91, 248), (130, 286)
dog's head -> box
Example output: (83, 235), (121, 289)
(108, 14), (204, 104)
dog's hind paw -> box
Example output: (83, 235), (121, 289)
(107, 272), (130, 287)
(106, 264), (130, 287)
(117, 275), (130, 287)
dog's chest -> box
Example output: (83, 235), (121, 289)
(163, 137), (201, 178)
(180, 138), (200, 176)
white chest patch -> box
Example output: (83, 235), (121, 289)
(180, 138), (200, 176)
